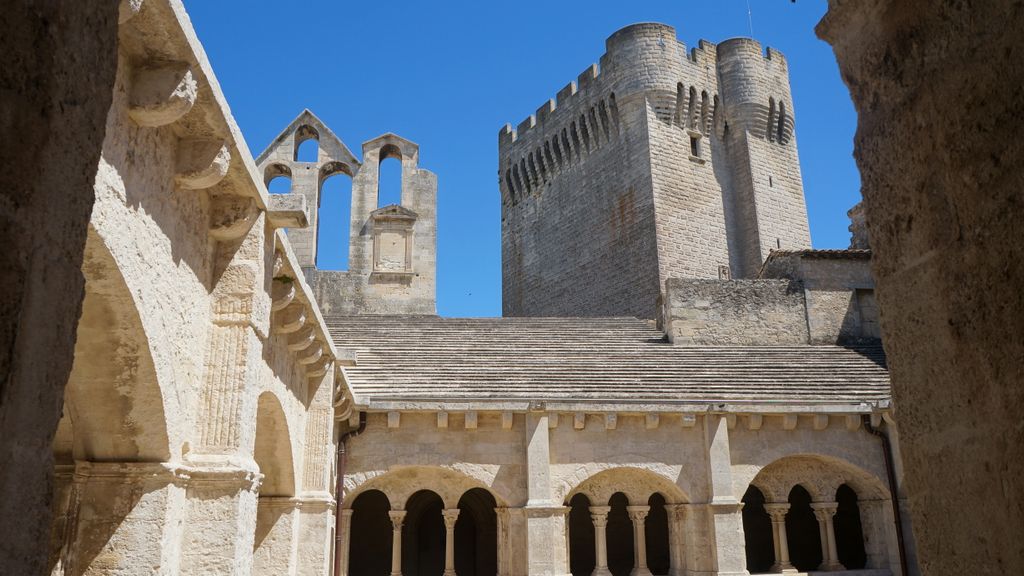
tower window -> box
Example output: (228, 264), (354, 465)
(690, 135), (701, 158)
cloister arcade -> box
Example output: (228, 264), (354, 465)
(339, 459), (895, 576)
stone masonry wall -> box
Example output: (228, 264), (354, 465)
(759, 251), (877, 344)
(662, 278), (809, 345)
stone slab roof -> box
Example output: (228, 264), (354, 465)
(328, 316), (891, 411)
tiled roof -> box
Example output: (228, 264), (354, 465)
(328, 316), (890, 409)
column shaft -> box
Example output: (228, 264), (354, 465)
(389, 511), (406, 576)
(443, 509), (460, 576)
(627, 506), (653, 576)
(765, 503), (795, 573)
(812, 503), (845, 571)
(590, 506), (612, 576)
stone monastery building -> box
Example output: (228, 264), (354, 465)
(48, 2), (917, 576)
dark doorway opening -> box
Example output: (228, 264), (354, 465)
(403, 490), (445, 576)
(645, 494), (671, 575)
(349, 490), (392, 576)
(607, 492), (634, 576)
(835, 484), (867, 569)
(741, 486), (775, 573)
(568, 493), (596, 576)
(455, 488), (498, 576)
(786, 485), (823, 571)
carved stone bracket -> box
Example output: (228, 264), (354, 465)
(176, 139), (231, 190)
(209, 195), (257, 241)
(129, 61), (197, 127)
(287, 326), (316, 352)
(270, 279), (296, 312)
(275, 303), (306, 334)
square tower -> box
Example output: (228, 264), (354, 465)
(498, 24), (811, 319)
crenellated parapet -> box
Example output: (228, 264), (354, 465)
(498, 22), (811, 319)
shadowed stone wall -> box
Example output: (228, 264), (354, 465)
(818, 2), (1024, 574)
(0, 2), (119, 572)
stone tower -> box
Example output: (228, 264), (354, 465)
(498, 23), (811, 319)
(258, 110), (437, 315)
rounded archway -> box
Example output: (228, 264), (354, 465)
(835, 484), (867, 569)
(350, 490), (393, 576)
(786, 485), (822, 571)
(59, 227), (171, 463)
(607, 492), (634, 576)
(741, 485), (775, 573)
(402, 490), (445, 576)
(455, 488), (498, 576)
(568, 493), (596, 576)
(645, 493), (670, 575)
(253, 392), (295, 497)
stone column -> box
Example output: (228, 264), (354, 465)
(665, 504), (686, 576)
(812, 502), (845, 571)
(182, 201), (269, 575)
(702, 415), (749, 576)
(389, 510), (406, 576)
(627, 506), (653, 576)
(295, 495), (337, 576)
(523, 411), (571, 575)
(336, 509), (354, 576)
(443, 509), (461, 576)
(764, 504), (795, 573)
(589, 506), (612, 576)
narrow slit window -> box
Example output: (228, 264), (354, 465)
(690, 136), (701, 158)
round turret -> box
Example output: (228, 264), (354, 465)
(603, 23), (685, 97)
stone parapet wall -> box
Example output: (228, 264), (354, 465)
(662, 278), (809, 345)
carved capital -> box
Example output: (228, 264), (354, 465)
(442, 509), (460, 529)
(589, 505), (611, 527)
(811, 502), (839, 520)
(129, 62), (197, 127)
(389, 510), (407, 530)
(210, 195), (258, 241)
(176, 139), (231, 190)
(764, 503), (791, 523)
(626, 505), (650, 523)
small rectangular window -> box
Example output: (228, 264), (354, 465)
(690, 136), (700, 157)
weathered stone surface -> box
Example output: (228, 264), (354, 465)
(818, 2), (1024, 574)
(0, 2), (119, 572)
(662, 278), (809, 345)
(498, 24), (811, 319)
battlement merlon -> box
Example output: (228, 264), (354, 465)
(497, 23), (794, 159)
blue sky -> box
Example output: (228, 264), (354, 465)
(183, 1), (861, 317)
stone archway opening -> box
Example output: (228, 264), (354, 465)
(607, 492), (634, 576)
(252, 392), (297, 575)
(455, 488), (498, 576)
(741, 485), (775, 574)
(350, 490), (393, 576)
(402, 489), (445, 576)
(835, 484), (867, 569)
(645, 493), (670, 575)
(568, 493), (596, 576)
(49, 228), (173, 574)
(786, 485), (822, 572)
